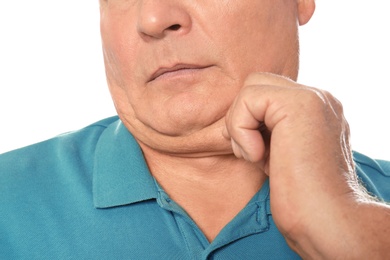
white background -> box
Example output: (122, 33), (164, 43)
(0, 1), (389, 160)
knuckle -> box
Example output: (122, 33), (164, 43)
(297, 87), (326, 108)
(244, 72), (269, 86)
(322, 90), (345, 115)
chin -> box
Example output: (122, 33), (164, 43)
(145, 118), (215, 137)
(138, 105), (227, 136)
(141, 130), (232, 157)
(129, 114), (230, 156)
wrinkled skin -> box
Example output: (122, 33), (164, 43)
(100, 1), (390, 258)
(100, 0), (301, 155)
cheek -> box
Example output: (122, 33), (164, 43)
(101, 22), (144, 122)
(101, 12), (141, 86)
(208, 2), (299, 78)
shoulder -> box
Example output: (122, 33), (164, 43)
(0, 116), (120, 183)
(353, 151), (390, 202)
(0, 116), (118, 155)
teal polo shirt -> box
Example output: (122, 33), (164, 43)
(1, 116), (389, 259)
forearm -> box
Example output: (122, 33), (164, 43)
(290, 198), (390, 259)
(344, 201), (390, 259)
(223, 73), (390, 259)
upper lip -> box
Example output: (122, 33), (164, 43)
(148, 63), (211, 82)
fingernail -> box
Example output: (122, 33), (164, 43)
(231, 139), (242, 158)
(222, 126), (231, 140)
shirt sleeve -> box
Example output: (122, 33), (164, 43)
(353, 151), (390, 202)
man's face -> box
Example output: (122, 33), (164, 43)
(100, 1), (309, 155)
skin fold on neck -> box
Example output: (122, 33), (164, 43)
(140, 143), (267, 242)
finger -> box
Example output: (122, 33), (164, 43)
(225, 85), (270, 162)
(223, 72), (295, 138)
(225, 73), (304, 162)
(244, 72), (300, 89)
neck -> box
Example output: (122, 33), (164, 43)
(140, 143), (267, 242)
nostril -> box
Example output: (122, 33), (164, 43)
(167, 24), (181, 31)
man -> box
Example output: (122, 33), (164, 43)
(1, 1), (389, 259)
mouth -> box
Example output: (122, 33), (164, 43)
(148, 64), (212, 82)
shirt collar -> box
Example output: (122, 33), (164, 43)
(93, 119), (158, 208)
(92, 118), (272, 216)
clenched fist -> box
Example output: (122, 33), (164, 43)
(223, 73), (390, 259)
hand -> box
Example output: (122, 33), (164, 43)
(223, 72), (389, 259)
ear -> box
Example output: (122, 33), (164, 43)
(297, 0), (316, 26)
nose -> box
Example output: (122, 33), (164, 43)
(137, 2), (192, 39)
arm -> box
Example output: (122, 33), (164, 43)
(224, 72), (390, 259)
